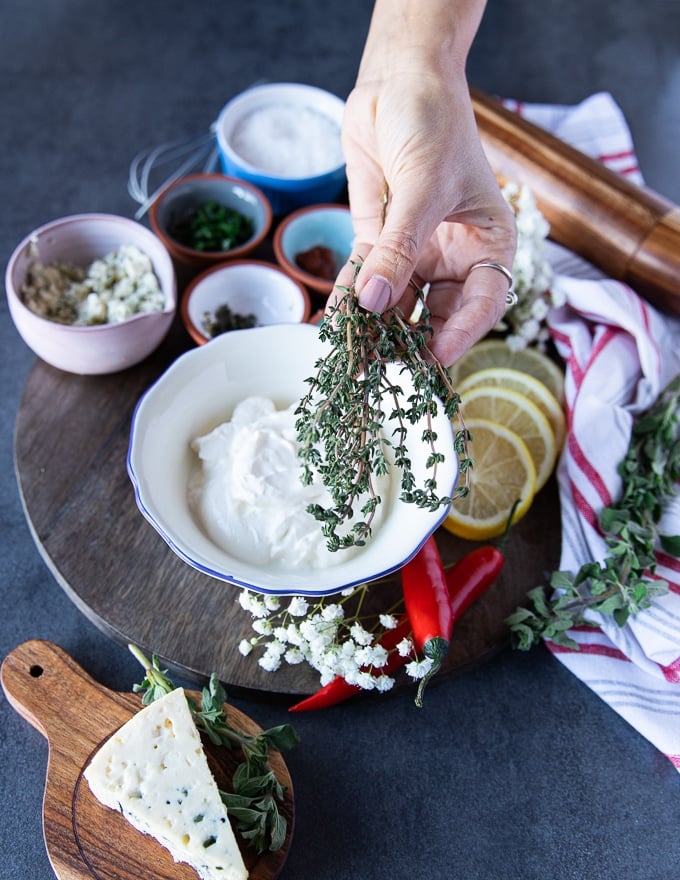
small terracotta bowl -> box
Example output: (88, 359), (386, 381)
(149, 173), (272, 268)
(273, 203), (354, 295)
(180, 259), (311, 346)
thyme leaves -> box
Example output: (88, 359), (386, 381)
(295, 267), (470, 551)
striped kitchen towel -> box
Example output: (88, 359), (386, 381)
(510, 93), (680, 770)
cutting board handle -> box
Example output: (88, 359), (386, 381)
(472, 88), (680, 315)
(1, 639), (132, 753)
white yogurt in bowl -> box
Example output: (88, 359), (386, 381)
(127, 323), (458, 596)
(190, 396), (372, 569)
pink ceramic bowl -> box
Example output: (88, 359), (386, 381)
(6, 213), (176, 375)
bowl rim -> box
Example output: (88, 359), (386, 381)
(5, 212), (177, 330)
(215, 82), (346, 183)
(272, 202), (353, 294)
(127, 323), (458, 596)
(148, 172), (273, 262)
(180, 257), (312, 345)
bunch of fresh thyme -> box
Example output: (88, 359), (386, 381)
(295, 267), (470, 551)
(129, 645), (298, 854)
(507, 375), (680, 649)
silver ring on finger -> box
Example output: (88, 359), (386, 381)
(468, 261), (517, 308)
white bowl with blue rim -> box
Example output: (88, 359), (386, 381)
(215, 82), (347, 216)
(127, 323), (458, 596)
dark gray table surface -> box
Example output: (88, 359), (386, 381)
(2, 2), (679, 879)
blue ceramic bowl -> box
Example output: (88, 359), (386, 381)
(273, 203), (355, 294)
(215, 83), (346, 216)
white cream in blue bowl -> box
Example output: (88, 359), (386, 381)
(127, 323), (458, 597)
(215, 83), (346, 216)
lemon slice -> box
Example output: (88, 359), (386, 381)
(444, 418), (536, 541)
(457, 366), (566, 452)
(460, 385), (557, 492)
(448, 339), (565, 404)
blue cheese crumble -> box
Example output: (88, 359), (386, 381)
(20, 243), (165, 325)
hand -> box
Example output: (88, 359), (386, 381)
(329, 3), (517, 367)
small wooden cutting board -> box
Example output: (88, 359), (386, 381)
(1, 640), (294, 880)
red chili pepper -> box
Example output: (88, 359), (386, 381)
(445, 499), (516, 620)
(289, 504), (515, 713)
(288, 613), (413, 712)
(446, 545), (505, 619)
(401, 535), (453, 707)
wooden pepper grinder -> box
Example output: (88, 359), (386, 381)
(471, 88), (680, 316)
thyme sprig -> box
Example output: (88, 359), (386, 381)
(129, 646), (298, 854)
(295, 266), (470, 551)
(507, 375), (680, 649)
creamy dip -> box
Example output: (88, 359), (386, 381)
(190, 396), (370, 569)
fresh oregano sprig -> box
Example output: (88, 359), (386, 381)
(129, 645), (298, 854)
(507, 374), (680, 650)
(295, 265), (470, 551)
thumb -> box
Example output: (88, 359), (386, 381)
(354, 190), (439, 313)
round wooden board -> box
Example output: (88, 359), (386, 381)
(14, 317), (561, 700)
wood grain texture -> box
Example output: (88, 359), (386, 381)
(472, 89), (680, 315)
(0, 640), (294, 880)
(13, 316), (562, 699)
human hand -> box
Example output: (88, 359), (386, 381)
(329, 5), (517, 367)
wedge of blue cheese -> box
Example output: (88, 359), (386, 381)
(84, 686), (248, 880)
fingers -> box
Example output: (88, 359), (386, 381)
(353, 182), (443, 313)
(426, 266), (511, 367)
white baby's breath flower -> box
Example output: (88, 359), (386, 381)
(288, 596), (309, 617)
(299, 618), (320, 642)
(353, 646), (374, 667)
(341, 586), (357, 597)
(396, 637), (414, 658)
(266, 639), (287, 658)
(238, 590), (254, 612)
(286, 624), (303, 645)
(264, 594), (281, 612)
(340, 655), (360, 680)
(349, 621), (374, 646)
(519, 318), (541, 341)
(252, 618), (273, 635)
(247, 596), (271, 619)
(318, 667), (337, 687)
(378, 614), (398, 629)
(274, 626), (290, 642)
(340, 639), (357, 657)
(321, 603), (344, 623)
(498, 181), (554, 346)
(550, 284), (568, 308)
(405, 657), (434, 681)
(369, 645), (389, 668)
(258, 651), (282, 673)
(505, 333), (528, 352)
(355, 671), (377, 691)
(238, 639), (253, 656)
(530, 297), (550, 321)
(374, 675), (395, 693)
(284, 647), (304, 664)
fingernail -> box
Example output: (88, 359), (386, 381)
(358, 275), (391, 313)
